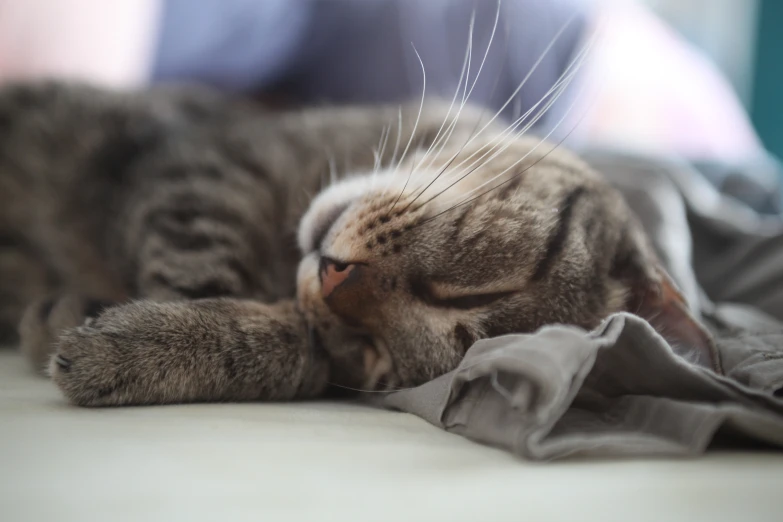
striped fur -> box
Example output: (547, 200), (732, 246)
(0, 82), (717, 406)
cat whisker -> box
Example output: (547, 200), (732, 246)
(437, 30), (603, 208)
(411, 70), (575, 210)
(416, 0), (503, 176)
(412, 36), (592, 210)
(413, 3), (494, 177)
(436, 84), (586, 214)
(438, 32), (595, 183)
(401, 1), (506, 212)
(373, 123), (391, 174)
(327, 152), (337, 187)
(389, 43), (427, 211)
(372, 148), (381, 174)
(411, 9), (476, 176)
(430, 8), (581, 172)
(403, 8), (582, 209)
(436, 63), (584, 204)
(326, 381), (417, 394)
(381, 107), (404, 197)
(417, 46), (602, 227)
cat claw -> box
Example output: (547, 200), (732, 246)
(54, 354), (71, 371)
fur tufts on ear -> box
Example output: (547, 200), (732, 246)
(630, 267), (723, 374)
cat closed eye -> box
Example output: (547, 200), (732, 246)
(434, 291), (515, 310)
(410, 278), (514, 310)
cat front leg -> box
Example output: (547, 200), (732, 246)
(49, 298), (329, 406)
(21, 156), (290, 371)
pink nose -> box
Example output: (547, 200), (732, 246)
(319, 257), (356, 299)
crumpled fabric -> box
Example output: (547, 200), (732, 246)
(378, 148), (783, 460)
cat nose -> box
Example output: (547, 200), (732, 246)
(319, 257), (357, 299)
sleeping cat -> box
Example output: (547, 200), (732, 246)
(0, 81), (720, 406)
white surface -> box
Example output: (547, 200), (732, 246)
(1, 350), (782, 522)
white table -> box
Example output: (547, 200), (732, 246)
(1, 350), (781, 522)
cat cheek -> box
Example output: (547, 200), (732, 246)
(453, 323), (476, 354)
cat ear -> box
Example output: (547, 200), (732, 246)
(629, 267), (723, 373)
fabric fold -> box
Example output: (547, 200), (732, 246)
(380, 149), (783, 460)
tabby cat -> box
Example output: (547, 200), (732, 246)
(0, 81), (720, 406)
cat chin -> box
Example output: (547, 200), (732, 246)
(297, 171), (392, 253)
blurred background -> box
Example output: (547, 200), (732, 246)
(641, 0), (782, 159)
(0, 0), (780, 162)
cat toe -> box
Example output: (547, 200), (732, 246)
(50, 328), (124, 407)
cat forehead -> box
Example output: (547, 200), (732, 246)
(298, 144), (595, 259)
(297, 172), (384, 253)
(298, 169), (429, 254)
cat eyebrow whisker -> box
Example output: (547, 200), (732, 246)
(389, 43), (427, 212)
(410, 8), (476, 177)
(415, 52), (601, 228)
(412, 74), (574, 211)
(380, 107), (403, 197)
(401, 1), (505, 212)
(403, 7), (586, 211)
(438, 30), (602, 209)
(417, 107), (584, 229)
(447, 36), (592, 177)
(426, 7), (581, 177)
(327, 151), (337, 187)
(372, 123), (391, 174)
(413, 0), (503, 177)
(410, 37), (592, 212)
(435, 65), (585, 208)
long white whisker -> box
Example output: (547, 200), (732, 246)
(426, 77), (575, 206)
(443, 83), (578, 206)
(437, 52), (596, 210)
(389, 44), (426, 210)
(404, 10), (585, 208)
(328, 153), (337, 186)
(443, 37), (592, 177)
(381, 107), (405, 197)
(403, 0), (507, 210)
(433, 23), (594, 181)
(414, 34), (594, 207)
(372, 148), (380, 173)
(410, 18), (476, 177)
(429, 9), (581, 171)
(415, 0), (502, 175)
(412, 10), (476, 174)
(373, 123), (391, 173)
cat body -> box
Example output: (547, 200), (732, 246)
(0, 82), (719, 406)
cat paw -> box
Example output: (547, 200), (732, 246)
(49, 324), (133, 407)
(49, 301), (191, 407)
(19, 295), (116, 374)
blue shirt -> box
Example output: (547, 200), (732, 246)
(152, 0), (589, 135)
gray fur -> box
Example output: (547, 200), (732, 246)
(0, 82), (718, 406)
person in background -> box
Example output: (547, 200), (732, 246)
(0, 0), (768, 181)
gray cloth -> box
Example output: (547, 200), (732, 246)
(379, 148), (783, 460)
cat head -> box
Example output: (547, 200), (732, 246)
(296, 135), (721, 392)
